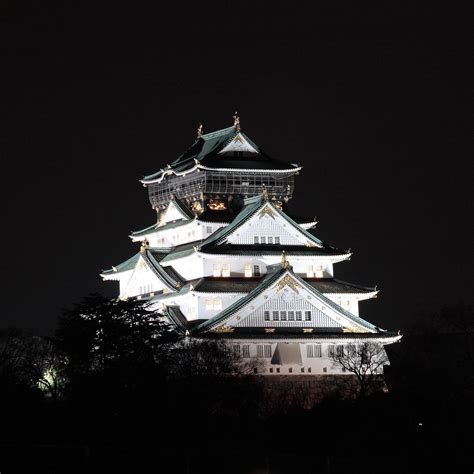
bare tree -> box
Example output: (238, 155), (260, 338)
(330, 342), (389, 398)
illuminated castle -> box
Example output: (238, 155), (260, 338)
(102, 116), (401, 375)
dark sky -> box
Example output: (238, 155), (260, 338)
(1, 2), (472, 335)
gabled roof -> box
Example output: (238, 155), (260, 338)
(192, 264), (382, 335)
(141, 126), (300, 184)
(198, 194), (345, 255)
(101, 248), (181, 290)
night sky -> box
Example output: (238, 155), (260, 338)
(2, 2), (471, 335)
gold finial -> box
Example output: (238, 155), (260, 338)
(281, 251), (290, 269)
(262, 184), (269, 201)
(140, 238), (149, 253)
(233, 111), (241, 132)
(197, 123), (203, 138)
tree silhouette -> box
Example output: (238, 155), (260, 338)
(330, 342), (389, 398)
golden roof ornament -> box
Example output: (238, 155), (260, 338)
(233, 111), (241, 132)
(140, 238), (149, 253)
(261, 184), (269, 201)
(281, 250), (290, 269)
(197, 123), (203, 138)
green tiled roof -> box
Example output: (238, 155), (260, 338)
(142, 126), (299, 183)
(101, 253), (140, 275)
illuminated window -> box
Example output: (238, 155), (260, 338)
(296, 311), (302, 321)
(242, 345), (250, 358)
(264, 311), (270, 321)
(315, 265), (323, 278)
(307, 265), (314, 278)
(222, 264), (230, 277)
(273, 311), (279, 321)
(305, 311), (311, 321)
(253, 265), (261, 277)
(213, 264), (221, 277)
(275, 236), (281, 245)
(288, 311), (295, 321)
(244, 264), (252, 277)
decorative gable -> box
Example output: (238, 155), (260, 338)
(120, 256), (172, 298)
(218, 133), (259, 154)
(225, 202), (322, 247)
(159, 200), (191, 225)
(197, 269), (376, 334)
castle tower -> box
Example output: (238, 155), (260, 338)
(101, 119), (401, 376)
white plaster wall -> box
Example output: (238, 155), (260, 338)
(120, 261), (170, 298)
(163, 255), (204, 281)
(227, 211), (315, 246)
(227, 341), (388, 376)
(200, 254), (334, 278)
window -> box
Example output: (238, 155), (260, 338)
(280, 311), (287, 321)
(328, 345), (335, 357)
(336, 345), (344, 357)
(253, 265), (261, 277)
(275, 236), (281, 245)
(307, 265), (314, 278)
(206, 299), (222, 310)
(296, 311), (302, 321)
(260, 236), (266, 244)
(264, 311), (270, 321)
(305, 311), (312, 321)
(307, 344), (322, 358)
(222, 263), (230, 277)
(244, 264), (252, 277)
(233, 345), (241, 357)
(206, 226), (212, 234)
(269, 368), (274, 373)
(289, 368), (293, 373)
(273, 311), (279, 321)
(276, 368), (280, 373)
(288, 311), (295, 321)
(264, 345), (272, 358)
(254, 236), (259, 244)
(213, 263), (221, 277)
(323, 367), (327, 373)
(257, 345), (272, 358)
(268, 236), (273, 244)
(242, 345), (250, 358)
(301, 367), (305, 373)
(315, 265), (323, 278)
(308, 367), (311, 373)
